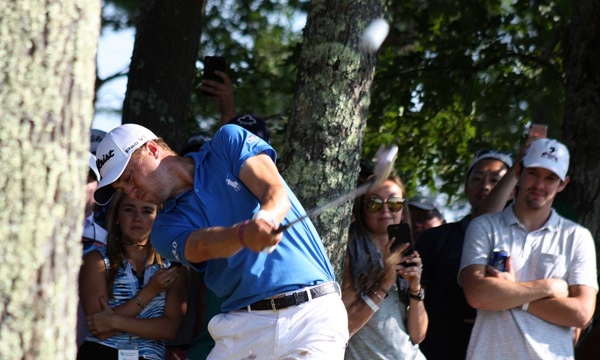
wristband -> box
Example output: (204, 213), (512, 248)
(521, 302), (529, 312)
(362, 294), (380, 312)
(238, 220), (250, 246)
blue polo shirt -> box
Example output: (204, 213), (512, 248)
(151, 125), (335, 312)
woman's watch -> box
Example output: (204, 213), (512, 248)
(408, 288), (425, 301)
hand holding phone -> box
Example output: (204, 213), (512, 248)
(528, 124), (547, 139)
(387, 223), (415, 267)
(201, 56), (227, 97)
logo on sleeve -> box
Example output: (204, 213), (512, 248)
(171, 241), (180, 261)
(226, 175), (241, 192)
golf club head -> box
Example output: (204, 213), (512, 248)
(370, 144), (399, 189)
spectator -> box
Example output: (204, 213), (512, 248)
(407, 195), (445, 242)
(90, 128), (107, 155)
(227, 114), (271, 143)
(200, 70), (237, 125)
(459, 138), (597, 359)
(82, 152), (108, 254)
(343, 174), (427, 359)
(77, 152), (109, 347)
(179, 131), (213, 156)
(78, 191), (187, 360)
(93, 123), (348, 359)
(415, 150), (513, 360)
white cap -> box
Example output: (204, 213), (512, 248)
(94, 124), (158, 205)
(90, 128), (107, 154)
(88, 152), (100, 181)
(522, 138), (570, 181)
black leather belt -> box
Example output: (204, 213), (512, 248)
(242, 282), (340, 311)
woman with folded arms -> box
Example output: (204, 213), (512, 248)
(78, 191), (187, 360)
(343, 174), (428, 359)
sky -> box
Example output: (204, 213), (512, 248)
(92, 25), (135, 133)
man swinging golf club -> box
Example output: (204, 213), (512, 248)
(94, 123), (393, 359)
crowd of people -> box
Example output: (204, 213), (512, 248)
(75, 68), (598, 360)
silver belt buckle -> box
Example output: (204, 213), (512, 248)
(270, 298), (277, 310)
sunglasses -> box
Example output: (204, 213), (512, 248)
(364, 196), (405, 213)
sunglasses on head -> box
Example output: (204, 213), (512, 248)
(364, 196), (405, 213)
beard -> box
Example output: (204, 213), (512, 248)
(523, 187), (548, 210)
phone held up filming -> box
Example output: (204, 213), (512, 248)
(387, 223), (415, 267)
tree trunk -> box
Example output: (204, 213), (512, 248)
(281, 0), (386, 278)
(562, 0), (600, 329)
(0, 1), (100, 358)
(122, 0), (205, 149)
(562, 0), (600, 245)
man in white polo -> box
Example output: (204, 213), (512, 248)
(459, 138), (597, 359)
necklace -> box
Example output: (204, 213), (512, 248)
(120, 240), (151, 248)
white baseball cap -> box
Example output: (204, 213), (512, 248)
(94, 124), (158, 205)
(88, 152), (100, 181)
(522, 138), (570, 181)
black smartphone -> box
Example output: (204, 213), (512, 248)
(201, 56), (227, 97)
(168, 262), (182, 269)
(387, 223), (415, 267)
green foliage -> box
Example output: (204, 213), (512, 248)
(97, 0), (573, 199)
(190, 0), (309, 146)
(366, 0), (569, 199)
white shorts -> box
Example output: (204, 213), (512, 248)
(207, 286), (349, 360)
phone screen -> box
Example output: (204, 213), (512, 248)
(201, 56), (227, 96)
(528, 124), (547, 139)
(387, 223), (415, 266)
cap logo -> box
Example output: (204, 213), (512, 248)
(96, 149), (115, 171)
(124, 135), (148, 154)
(236, 115), (257, 126)
(541, 146), (558, 163)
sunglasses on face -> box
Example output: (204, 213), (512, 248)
(364, 196), (405, 213)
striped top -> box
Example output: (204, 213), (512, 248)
(84, 249), (169, 360)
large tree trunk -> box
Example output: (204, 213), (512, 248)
(122, 0), (205, 149)
(562, 0), (600, 249)
(562, 0), (600, 336)
(281, 0), (386, 278)
(0, 1), (100, 358)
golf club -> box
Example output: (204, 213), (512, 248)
(274, 144), (399, 234)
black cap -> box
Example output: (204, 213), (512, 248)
(228, 114), (271, 143)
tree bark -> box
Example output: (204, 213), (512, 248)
(0, 1), (100, 358)
(562, 0), (600, 333)
(122, 0), (205, 150)
(562, 0), (600, 243)
(281, 0), (386, 278)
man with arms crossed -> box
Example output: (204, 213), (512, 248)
(459, 138), (597, 359)
(94, 123), (348, 359)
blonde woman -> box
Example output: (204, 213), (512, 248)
(78, 192), (187, 360)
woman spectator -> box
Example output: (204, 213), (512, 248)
(343, 174), (428, 359)
(78, 191), (187, 360)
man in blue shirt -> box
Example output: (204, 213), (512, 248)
(94, 123), (349, 359)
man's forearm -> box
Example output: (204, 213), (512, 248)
(525, 286), (596, 328)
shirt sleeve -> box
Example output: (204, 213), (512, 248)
(458, 216), (493, 286)
(568, 226), (599, 291)
(210, 124), (276, 176)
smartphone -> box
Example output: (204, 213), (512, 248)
(387, 223), (415, 267)
(201, 56), (227, 97)
(528, 124), (547, 139)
